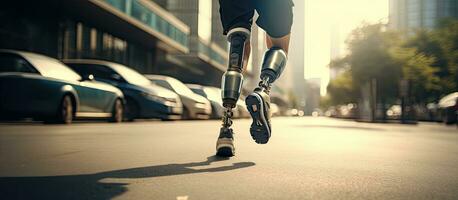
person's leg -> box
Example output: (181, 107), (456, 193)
(216, 0), (254, 157)
(245, 0), (293, 144)
(266, 34), (291, 54)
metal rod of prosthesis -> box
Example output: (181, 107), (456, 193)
(222, 107), (233, 128)
(259, 76), (272, 92)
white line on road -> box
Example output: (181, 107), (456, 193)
(177, 195), (189, 200)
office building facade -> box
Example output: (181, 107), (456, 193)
(389, 0), (458, 30)
(0, 0), (228, 86)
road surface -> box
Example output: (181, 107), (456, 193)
(0, 117), (457, 199)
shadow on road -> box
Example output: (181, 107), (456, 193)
(0, 156), (255, 200)
(296, 125), (385, 131)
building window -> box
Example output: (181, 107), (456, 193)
(407, 0), (421, 28)
(423, 0), (437, 28)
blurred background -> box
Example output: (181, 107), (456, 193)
(1, 1), (458, 199)
(0, 0), (456, 124)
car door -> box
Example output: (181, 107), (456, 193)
(79, 65), (121, 113)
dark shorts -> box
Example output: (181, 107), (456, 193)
(219, 0), (294, 38)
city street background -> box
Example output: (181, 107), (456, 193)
(0, 0), (457, 199)
(1, 117), (457, 199)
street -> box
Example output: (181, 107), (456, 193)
(0, 117), (457, 200)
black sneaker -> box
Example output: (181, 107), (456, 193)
(245, 88), (271, 144)
(216, 127), (235, 157)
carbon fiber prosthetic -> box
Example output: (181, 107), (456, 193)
(221, 28), (250, 128)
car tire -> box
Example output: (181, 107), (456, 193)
(124, 98), (139, 122)
(181, 107), (191, 120)
(443, 108), (456, 125)
(210, 105), (220, 119)
(109, 98), (123, 123)
(47, 95), (73, 124)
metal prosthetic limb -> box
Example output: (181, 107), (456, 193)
(257, 47), (288, 92)
(221, 28), (250, 129)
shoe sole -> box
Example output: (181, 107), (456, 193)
(216, 146), (234, 157)
(245, 93), (271, 144)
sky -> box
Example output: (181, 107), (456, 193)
(303, 0), (389, 95)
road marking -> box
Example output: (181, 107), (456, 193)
(176, 195), (188, 200)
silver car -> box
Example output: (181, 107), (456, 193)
(187, 84), (225, 119)
(146, 75), (212, 120)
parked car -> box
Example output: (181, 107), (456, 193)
(270, 103), (280, 117)
(186, 84), (224, 119)
(324, 107), (337, 117)
(0, 50), (124, 123)
(386, 105), (402, 120)
(236, 97), (250, 118)
(146, 75), (211, 120)
(438, 92), (458, 125)
(425, 102), (441, 122)
(63, 60), (182, 121)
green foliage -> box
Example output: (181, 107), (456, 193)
(325, 20), (458, 107)
(406, 20), (458, 97)
(326, 70), (356, 105)
(346, 24), (402, 103)
(390, 47), (440, 102)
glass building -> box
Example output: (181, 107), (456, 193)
(389, 0), (458, 30)
(0, 0), (228, 86)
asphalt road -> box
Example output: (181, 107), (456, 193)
(0, 117), (457, 200)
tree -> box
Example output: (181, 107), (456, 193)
(325, 21), (457, 113)
(390, 47), (440, 103)
(326, 70), (356, 105)
(344, 23), (402, 104)
(406, 20), (458, 98)
(434, 20), (458, 94)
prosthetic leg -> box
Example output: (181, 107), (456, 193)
(245, 47), (287, 144)
(216, 28), (250, 157)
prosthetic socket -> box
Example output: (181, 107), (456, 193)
(221, 28), (250, 109)
(258, 47), (287, 91)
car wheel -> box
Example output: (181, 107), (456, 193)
(124, 98), (139, 122)
(51, 95), (73, 124)
(182, 107), (191, 120)
(109, 99), (123, 123)
(443, 109), (455, 125)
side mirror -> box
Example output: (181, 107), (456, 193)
(81, 74), (94, 81)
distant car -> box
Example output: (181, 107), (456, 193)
(387, 105), (402, 120)
(146, 75), (211, 120)
(438, 92), (458, 125)
(337, 103), (358, 119)
(63, 60), (182, 121)
(236, 97), (250, 118)
(186, 84), (224, 119)
(324, 107), (337, 117)
(426, 102), (440, 122)
(0, 50), (124, 123)
(270, 103), (280, 117)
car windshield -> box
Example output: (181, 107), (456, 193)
(0, 52), (38, 73)
(110, 63), (152, 86)
(168, 78), (195, 96)
(203, 87), (222, 103)
(190, 88), (206, 97)
(24, 53), (81, 81)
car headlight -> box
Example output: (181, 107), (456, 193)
(141, 92), (167, 103)
(194, 102), (207, 108)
